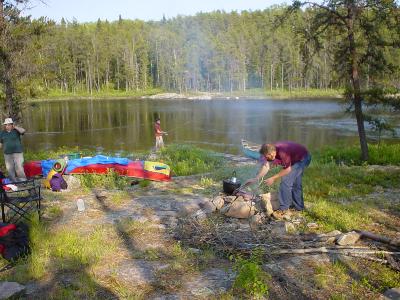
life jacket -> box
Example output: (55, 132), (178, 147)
(49, 173), (68, 192)
(44, 159), (67, 190)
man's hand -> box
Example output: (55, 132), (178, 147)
(243, 178), (257, 186)
(13, 125), (26, 134)
(264, 177), (275, 186)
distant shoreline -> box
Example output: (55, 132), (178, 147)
(28, 89), (344, 102)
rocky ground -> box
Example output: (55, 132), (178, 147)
(1, 155), (399, 299)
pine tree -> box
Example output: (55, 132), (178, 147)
(0, 0), (45, 120)
(289, 0), (400, 161)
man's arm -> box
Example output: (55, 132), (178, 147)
(14, 125), (26, 135)
(264, 166), (291, 186)
(256, 162), (270, 180)
(244, 161), (270, 185)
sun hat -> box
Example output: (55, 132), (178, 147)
(3, 118), (13, 125)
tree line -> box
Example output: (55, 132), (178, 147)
(1, 1), (399, 160)
(22, 5), (397, 97)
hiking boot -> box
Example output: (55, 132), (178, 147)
(289, 208), (303, 214)
(272, 209), (291, 220)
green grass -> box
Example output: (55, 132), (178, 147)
(0, 218), (118, 284)
(362, 262), (400, 292)
(220, 87), (343, 99)
(32, 87), (343, 101)
(314, 260), (349, 289)
(77, 169), (131, 190)
(314, 142), (400, 166)
(312, 259), (400, 298)
(109, 191), (131, 206)
(304, 198), (371, 232)
(301, 160), (400, 231)
(159, 144), (225, 176)
(0, 218), (156, 298)
(298, 144), (400, 231)
(231, 249), (271, 299)
(45, 206), (64, 219)
(30, 87), (164, 101)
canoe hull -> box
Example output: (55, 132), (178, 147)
(241, 139), (261, 160)
(24, 159), (171, 182)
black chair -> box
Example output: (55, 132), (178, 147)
(0, 179), (42, 223)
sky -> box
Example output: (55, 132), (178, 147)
(23, 0), (288, 23)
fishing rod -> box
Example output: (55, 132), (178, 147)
(163, 120), (193, 135)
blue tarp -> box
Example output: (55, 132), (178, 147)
(41, 155), (130, 177)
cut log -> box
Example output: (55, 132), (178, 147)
(356, 230), (400, 247)
(273, 247), (400, 255)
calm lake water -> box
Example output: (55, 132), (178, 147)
(21, 98), (398, 155)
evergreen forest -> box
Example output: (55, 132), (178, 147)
(13, 5), (400, 97)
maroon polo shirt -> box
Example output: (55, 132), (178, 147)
(272, 141), (309, 169)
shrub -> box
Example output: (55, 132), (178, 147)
(231, 251), (270, 299)
(77, 169), (130, 190)
(159, 144), (224, 176)
(314, 143), (400, 166)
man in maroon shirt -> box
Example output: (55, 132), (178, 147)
(245, 141), (311, 219)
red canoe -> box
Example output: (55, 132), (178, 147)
(24, 160), (171, 182)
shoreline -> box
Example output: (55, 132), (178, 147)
(28, 90), (344, 102)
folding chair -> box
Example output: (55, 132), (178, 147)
(0, 179), (42, 223)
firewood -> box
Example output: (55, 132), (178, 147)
(355, 230), (400, 247)
(273, 247), (400, 255)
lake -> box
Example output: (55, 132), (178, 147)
(21, 98), (398, 155)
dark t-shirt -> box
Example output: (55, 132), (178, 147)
(272, 141), (309, 169)
(0, 129), (23, 154)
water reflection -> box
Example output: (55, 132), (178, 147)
(22, 98), (395, 154)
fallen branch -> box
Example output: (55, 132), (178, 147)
(355, 230), (400, 247)
(239, 243), (370, 250)
(347, 254), (388, 264)
(273, 247), (400, 255)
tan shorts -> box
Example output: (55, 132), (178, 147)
(155, 136), (164, 150)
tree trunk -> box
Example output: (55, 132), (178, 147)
(348, 6), (369, 161)
(87, 60), (93, 96)
(270, 64), (273, 91)
(0, 0), (20, 120)
(116, 57), (120, 90)
(1, 50), (18, 120)
(156, 41), (160, 85)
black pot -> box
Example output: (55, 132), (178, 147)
(223, 179), (241, 195)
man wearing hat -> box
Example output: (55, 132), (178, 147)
(0, 118), (27, 182)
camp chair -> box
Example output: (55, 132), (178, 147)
(0, 179), (42, 223)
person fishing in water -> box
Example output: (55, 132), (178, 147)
(154, 117), (168, 151)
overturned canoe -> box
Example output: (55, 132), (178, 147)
(241, 139), (261, 160)
(24, 155), (171, 182)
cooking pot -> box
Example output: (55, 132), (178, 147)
(223, 171), (241, 195)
